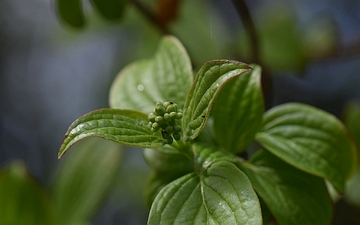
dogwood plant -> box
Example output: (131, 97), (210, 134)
(58, 36), (357, 225)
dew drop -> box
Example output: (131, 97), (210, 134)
(137, 84), (144, 91)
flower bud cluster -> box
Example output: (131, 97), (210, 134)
(148, 101), (183, 144)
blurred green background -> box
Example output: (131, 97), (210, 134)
(1, 0), (360, 224)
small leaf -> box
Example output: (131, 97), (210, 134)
(148, 161), (262, 225)
(90, 0), (127, 21)
(53, 138), (122, 225)
(58, 108), (165, 158)
(212, 64), (264, 153)
(240, 150), (332, 225)
(56, 0), (85, 28)
(0, 161), (54, 225)
(109, 35), (193, 113)
(256, 103), (357, 192)
(182, 60), (252, 141)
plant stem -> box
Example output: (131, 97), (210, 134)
(171, 140), (194, 161)
(130, 0), (171, 35)
(231, 0), (273, 109)
(231, 0), (259, 63)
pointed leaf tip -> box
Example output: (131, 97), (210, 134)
(58, 108), (166, 158)
(182, 60), (252, 141)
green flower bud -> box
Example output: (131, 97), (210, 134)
(169, 112), (177, 119)
(161, 130), (169, 139)
(155, 101), (162, 107)
(165, 125), (173, 133)
(174, 125), (182, 132)
(164, 113), (171, 121)
(163, 101), (171, 108)
(166, 103), (177, 113)
(148, 113), (156, 122)
(176, 112), (183, 119)
(155, 116), (164, 124)
(166, 136), (173, 144)
(173, 132), (181, 141)
(169, 119), (176, 126)
(149, 101), (183, 144)
(151, 122), (160, 131)
(155, 105), (165, 115)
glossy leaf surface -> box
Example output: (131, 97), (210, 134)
(256, 103), (357, 192)
(182, 60), (252, 141)
(148, 161), (261, 225)
(53, 138), (122, 225)
(56, 0), (85, 28)
(212, 65), (264, 153)
(58, 108), (165, 158)
(109, 36), (193, 113)
(240, 150), (332, 225)
(0, 161), (53, 225)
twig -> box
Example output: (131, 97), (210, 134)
(130, 0), (171, 35)
(231, 0), (259, 63)
(231, 0), (273, 109)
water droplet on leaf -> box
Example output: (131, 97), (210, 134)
(137, 84), (144, 91)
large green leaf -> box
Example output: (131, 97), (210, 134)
(148, 161), (261, 225)
(56, 0), (85, 28)
(0, 161), (54, 225)
(212, 65), (264, 153)
(144, 171), (188, 208)
(90, 0), (127, 21)
(256, 103), (357, 192)
(182, 60), (252, 141)
(109, 36), (193, 113)
(58, 108), (165, 158)
(53, 138), (122, 225)
(240, 150), (332, 225)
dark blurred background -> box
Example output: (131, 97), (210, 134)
(1, 0), (360, 224)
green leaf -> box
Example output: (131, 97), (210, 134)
(56, 0), (85, 28)
(58, 108), (165, 158)
(182, 60), (252, 141)
(148, 161), (262, 225)
(90, 0), (127, 21)
(192, 143), (239, 175)
(53, 138), (122, 225)
(144, 171), (187, 208)
(0, 161), (54, 225)
(212, 64), (264, 153)
(109, 35), (193, 113)
(256, 103), (357, 192)
(143, 146), (193, 174)
(240, 150), (332, 225)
